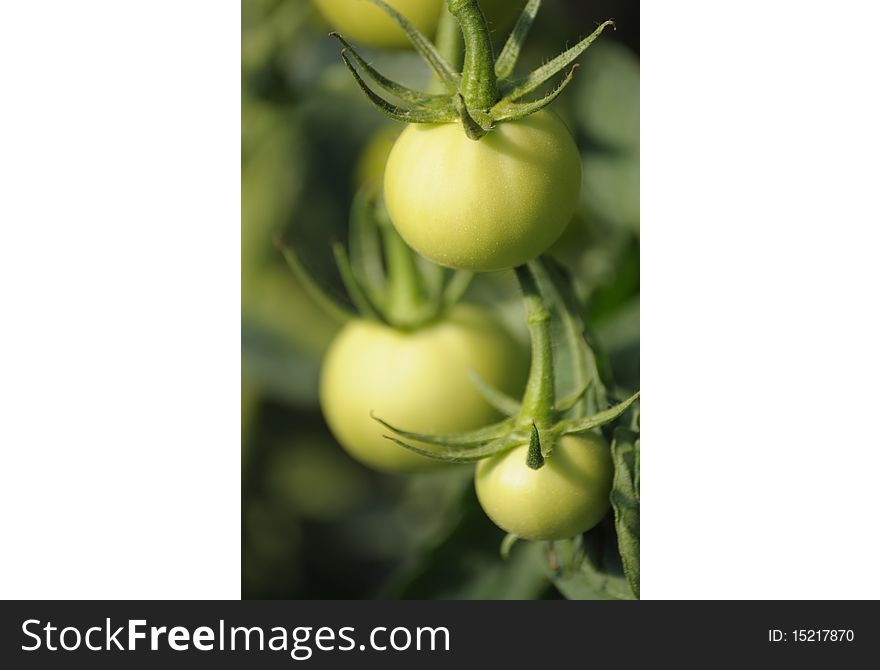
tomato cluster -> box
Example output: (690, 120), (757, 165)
(307, 0), (625, 544)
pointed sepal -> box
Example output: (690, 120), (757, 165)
(381, 434), (520, 463)
(492, 64), (579, 122)
(330, 33), (451, 109)
(367, 0), (460, 91)
(526, 422), (545, 470)
(494, 0), (542, 80)
(555, 380), (591, 414)
(469, 370), (521, 417)
(502, 20), (614, 100)
(454, 93), (491, 140)
(371, 412), (519, 447)
(555, 391), (640, 436)
(341, 50), (457, 123)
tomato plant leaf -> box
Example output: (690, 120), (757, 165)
(502, 20), (614, 100)
(366, 0), (461, 92)
(551, 533), (634, 600)
(552, 557), (633, 600)
(494, 0), (541, 80)
(555, 391), (639, 436)
(610, 426), (640, 598)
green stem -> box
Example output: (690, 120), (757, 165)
(447, 0), (498, 112)
(382, 10), (456, 325)
(382, 224), (425, 327)
(515, 263), (555, 428)
(432, 5), (463, 85)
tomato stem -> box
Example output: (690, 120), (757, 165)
(447, 0), (499, 117)
(516, 263), (556, 429)
(382, 223), (426, 327)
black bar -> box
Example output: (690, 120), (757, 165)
(1, 600), (873, 667)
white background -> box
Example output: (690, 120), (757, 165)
(0, 0), (878, 599)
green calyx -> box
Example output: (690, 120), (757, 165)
(373, 256), (640, 467)
(333, 0), (614, 140)
(277, 187), (472, 330)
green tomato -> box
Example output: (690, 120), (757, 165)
(384, 111), (582, 271)
(475, 433), (613, 540)
(313, 0), (442, 49)
(320, 304), (526, 472)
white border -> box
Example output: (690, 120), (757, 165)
(641, 1), (880, 598)
(2, 0), (879, 600)
(0, 1), (240, 599)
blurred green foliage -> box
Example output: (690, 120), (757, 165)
(242, 0), (639, 599)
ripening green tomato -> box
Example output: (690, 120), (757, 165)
(313, 0), (442, 49)
(320, 304), (526, 472)
(384, 110), (582, 271)
(475, 433), (613, 540)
